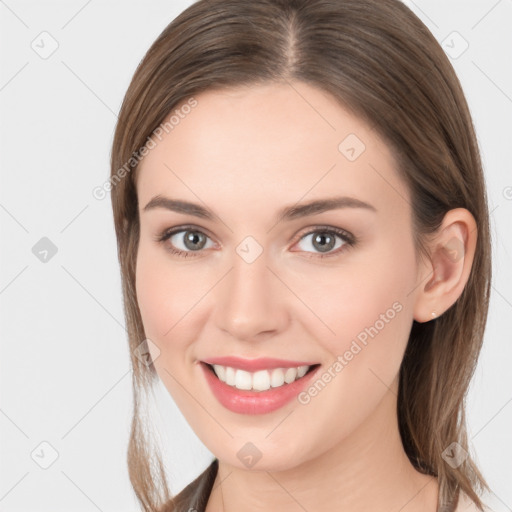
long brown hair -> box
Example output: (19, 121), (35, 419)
(110, 0), (492, 510)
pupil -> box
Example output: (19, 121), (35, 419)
(184, 231), (206, 250)
(313, 232), (335, 252)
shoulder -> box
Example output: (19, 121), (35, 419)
(455, 491), (495, 512)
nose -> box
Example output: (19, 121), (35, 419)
(213, 247), (290, 342)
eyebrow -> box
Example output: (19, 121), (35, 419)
(142, 195), (377, 221)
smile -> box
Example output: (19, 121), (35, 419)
(211, 364), (311, 391)
(200, 357), (321, 414)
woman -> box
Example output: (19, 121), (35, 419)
(110, 0), (493, 510)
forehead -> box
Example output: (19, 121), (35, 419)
(136, 81), (408, 218)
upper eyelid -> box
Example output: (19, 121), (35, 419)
(296, 226), (353, 240)
(159, 224), (215, 240)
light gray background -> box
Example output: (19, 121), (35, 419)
(0, 1), (511, 511)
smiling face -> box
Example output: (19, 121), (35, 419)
(135, 81), (424, 471)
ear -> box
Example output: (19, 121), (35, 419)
(413, 208), (477, 323)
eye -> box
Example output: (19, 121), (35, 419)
(156, 225), (355, 259)
(157, 226), (215, 257)
(293, 227), (355, 258)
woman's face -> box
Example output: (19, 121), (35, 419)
(135, 82), (424, 470)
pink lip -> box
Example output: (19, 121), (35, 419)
(200, 361), (321, 415)
(201, 356), (317, 372)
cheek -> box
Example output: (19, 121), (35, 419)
(135, 245), (222, 432)
(135, 242), (220, 387)
(285, 246), (417, 447)
(136, 248), (170, 338)
(297, 238), (418, 371)
(135, 245), (197, 352)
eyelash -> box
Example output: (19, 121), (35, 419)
(155, 225), (356, 259)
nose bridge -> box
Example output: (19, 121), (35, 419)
(214, 240), (288, 340)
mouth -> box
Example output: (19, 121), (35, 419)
(199, 360), (321, 415)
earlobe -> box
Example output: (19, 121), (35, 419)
(413, 208), (477, 323)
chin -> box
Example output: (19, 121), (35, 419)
(210, 438), (312, 473)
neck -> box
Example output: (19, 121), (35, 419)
(206, 383), (438, 512)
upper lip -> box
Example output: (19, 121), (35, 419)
(201, 356), (318, 372)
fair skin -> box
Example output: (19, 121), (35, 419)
(135, 81), (477, 512)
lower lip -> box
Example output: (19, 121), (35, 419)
(200, 362), (320, 415)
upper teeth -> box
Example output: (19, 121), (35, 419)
(212, 365), (310, 392)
